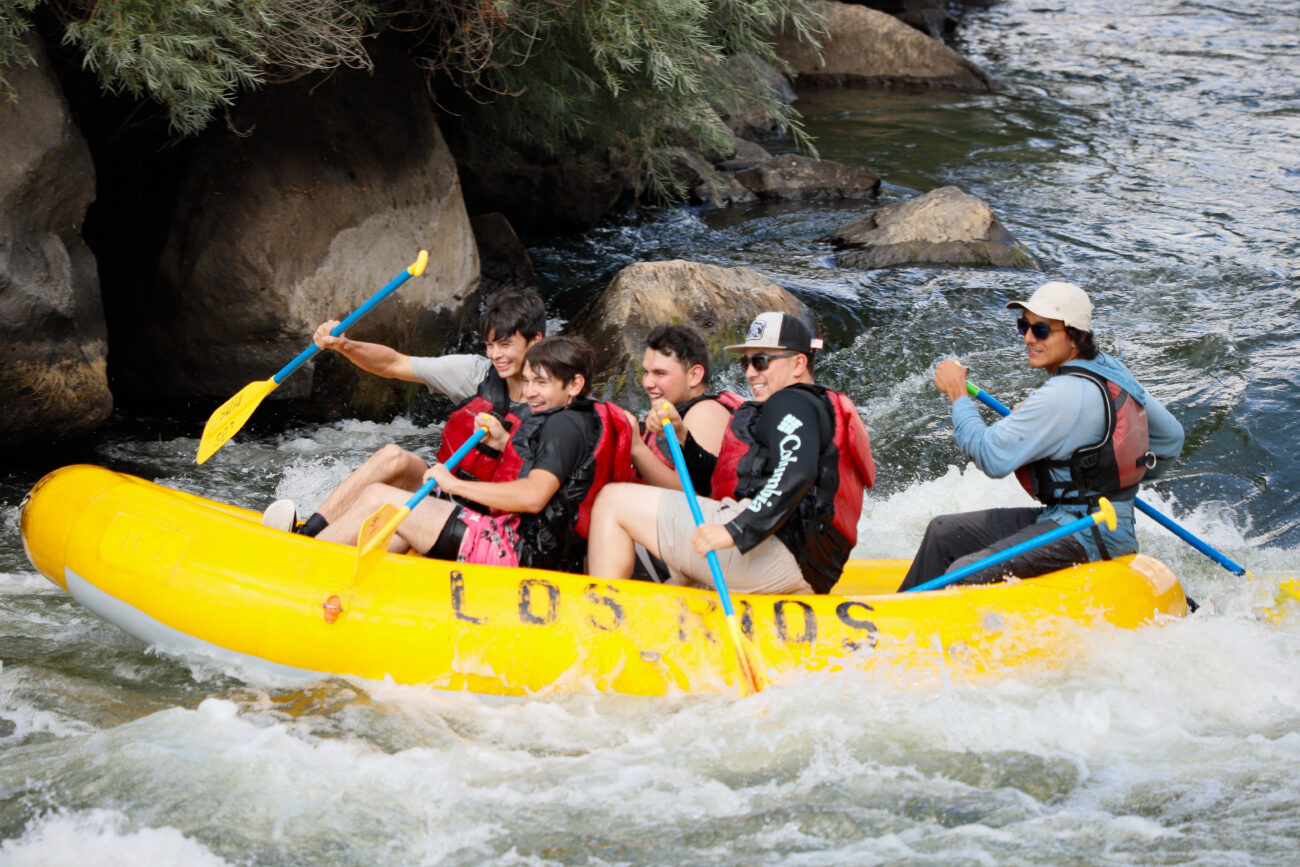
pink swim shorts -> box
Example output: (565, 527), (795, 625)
(456, 509), (522, 567)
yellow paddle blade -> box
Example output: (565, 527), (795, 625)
(358, 503), (408, 558)
(1283, 578), (1300, 603)
(409, 249), (429, 277)
(1260, 576), (1300, 623)
(725, 614), (767, 696)
(196, 378), (279, 464)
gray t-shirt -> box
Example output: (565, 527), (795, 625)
(408, 354), (492, 402)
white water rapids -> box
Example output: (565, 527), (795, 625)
(3, 0), (1299, 863)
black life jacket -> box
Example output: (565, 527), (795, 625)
(515, 398), (636, 573)
(1015, 365), (1154, 507)
(436, 368), (528, 484)
(710, 384), (876, 593)
(641, 391), (745, 471)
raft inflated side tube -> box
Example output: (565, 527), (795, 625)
(19, 465), (1190, 697)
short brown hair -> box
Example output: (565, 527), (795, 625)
(524, 336), (594, 396)
(480, 288), (546, 343)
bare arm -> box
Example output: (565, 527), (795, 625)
(428, 464), (562, 514)
(681, 399), (731, 455)
(630, 432), (683, 490)
(635, 404), (684, 489)
(313, 320), (417, 382)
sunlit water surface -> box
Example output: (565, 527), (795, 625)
(3, 0), (1299, 863)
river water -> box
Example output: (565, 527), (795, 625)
(3, 0), (1299, 863)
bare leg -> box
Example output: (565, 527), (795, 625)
(586, 483), (665, 580)
(393, 497), (461, 556)
(316, 482), (455, 550)
(314, 444), (429, 523)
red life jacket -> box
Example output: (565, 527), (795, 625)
(1014, 365), (1153, 506)
(435, 368), (528, 483)
(573, 400), (637, 539)
(641, 391), (745, 470)
(710, 385), (876, 593)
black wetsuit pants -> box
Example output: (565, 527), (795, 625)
(897, 507), (1089, 592)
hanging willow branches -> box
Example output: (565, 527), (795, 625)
(394, 0), (821, 195)
(1, 0), (373, 131)
(0, 0), (823, 193)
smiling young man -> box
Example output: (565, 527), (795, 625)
(896, 281), (1186, 591)
(313, 336), (634, 573)
(261, 288), (546, 536)
(587, 312), (876, 595)
(631, 325), (741, 495)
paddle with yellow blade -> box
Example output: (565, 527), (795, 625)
(906, 497), (1118, 593)
(196, 250), (430, 464)
(355, 426), (489, 568)
(661, 409), (766, 695)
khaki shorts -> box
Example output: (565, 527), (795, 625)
(656, 492), (812, 595)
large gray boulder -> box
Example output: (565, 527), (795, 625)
(665, 148), (760, 207)
(569, 260), (807, 402)
(125, 55), (480, 419)
(715, 54), (799, 140)
(470, 212), (536, 296)
(830, 186), (1039, 270)
(774, 0), (996, 91)
(0, 37), (113, 450)
(455, 147), (644, 232)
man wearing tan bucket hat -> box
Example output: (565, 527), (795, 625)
(587, 312), (876, 595)
(898, 281), (1186, 591)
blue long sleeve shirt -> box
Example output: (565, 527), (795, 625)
(950, 353), (1184, 558)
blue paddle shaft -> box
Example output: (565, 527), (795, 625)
(1130, 497), (1245, 574)
(663, 420), (739, 618)
(272, 266), (419, 385)
(404, 427), (488, 510)
(906, 510), (1103, 592)
(965, 384), (1246, 575)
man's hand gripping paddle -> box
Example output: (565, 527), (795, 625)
(196, 251), (429, 464)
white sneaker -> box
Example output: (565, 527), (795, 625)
(261, 499), (297, 532)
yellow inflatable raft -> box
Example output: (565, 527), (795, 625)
(20, 464), (1189, 696)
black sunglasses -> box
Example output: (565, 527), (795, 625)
(739, 352), (797, 372)
(1016, 318), (1059, 340)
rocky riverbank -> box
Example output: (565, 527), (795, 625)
(0, 0), (1037, 453)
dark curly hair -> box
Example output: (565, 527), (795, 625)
(1065, 326), (1099, 360)
(645, 324), (710, 378)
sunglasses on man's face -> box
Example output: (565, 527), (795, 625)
(739, 352), (797, 372)
(1016, 318), (1059, 340)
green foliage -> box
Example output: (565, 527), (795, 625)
(63, 0), (266, 133)
(0, 0), (41, 98)
(1, 0), (823, 198)
(1, 0), (372, 133)
(408, 0), (822, 198)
